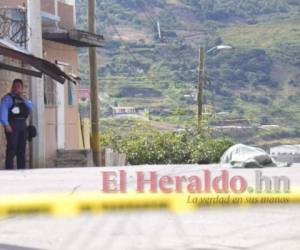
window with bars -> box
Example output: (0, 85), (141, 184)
(44, 63), (75, 106)
(44, 75), (57, 106)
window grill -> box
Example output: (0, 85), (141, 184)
(0, 8), (29, 48)
(44, 75), (57, 106)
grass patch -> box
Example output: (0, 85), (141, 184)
(220, 19), (300, 49)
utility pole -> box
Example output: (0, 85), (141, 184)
(27, 0), (46, 168)
(88, 0), (101, 166)
(197, 47), (205, 130)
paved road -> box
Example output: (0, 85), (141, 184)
(0, 165), (299, 250)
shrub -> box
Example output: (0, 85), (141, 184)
(100, 124), (234, 165)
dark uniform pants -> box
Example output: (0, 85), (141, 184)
(5, 119), (27, 170)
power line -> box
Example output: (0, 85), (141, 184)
(134, 1), (157, 29)
(95, 9), (180, 106)
(102, 12), (167, 88)
(96, 4), (298, 116)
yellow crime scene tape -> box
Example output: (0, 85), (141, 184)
(0, 189), (300, 217)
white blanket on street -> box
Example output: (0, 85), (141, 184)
(220, 144), (276, 168)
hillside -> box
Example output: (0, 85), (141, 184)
(75, 0), (300, 146)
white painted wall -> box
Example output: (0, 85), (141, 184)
(56, 78), (65, 149)
(27, 0), (46, 168)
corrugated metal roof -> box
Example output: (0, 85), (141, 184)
(0, 38), (76, 84)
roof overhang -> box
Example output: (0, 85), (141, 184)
(43, 28), (104, 47)
(0, 39), (76, 84)
(0, 62), (43, 78)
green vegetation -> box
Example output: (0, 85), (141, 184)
(76, 0), (300, 147)
(220, 20), (300, 50)
(183, 0), (299, 21)
(100, 122), (234, 165)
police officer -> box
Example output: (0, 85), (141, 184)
(0, 79), (32, 170)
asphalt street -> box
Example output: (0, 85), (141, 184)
(0, 164), (299, 250)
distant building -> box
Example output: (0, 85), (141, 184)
(112, 106), (136, 116)
(78, 87), (90, 102)
(270, 145), (300, 163)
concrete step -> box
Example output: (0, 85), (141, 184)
(55, 149), (93, 167)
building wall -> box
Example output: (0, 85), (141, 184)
(44, 107), (57, 167)
(0, 58), (31, 169)
(41, 0), (75, 30)
(0, 1), (28, 169)
(0, 0), (80, 168)
(42, 1), (79, 163)
(0, 0), (24, 8)
(41, 0), (55, 14)
(43, 40), (80, 167)
(57, 1), (75, 30)
(40, 0), (80, 167)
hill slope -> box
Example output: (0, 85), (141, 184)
(75, 0), (300, 145)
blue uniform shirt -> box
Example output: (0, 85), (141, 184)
(0, 93), (33, 126)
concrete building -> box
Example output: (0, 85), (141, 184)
(270, 145), (300, 163)
(112, 107), (137, 116)
(0, 0), (104, 168)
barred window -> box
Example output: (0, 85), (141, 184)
(44, 75), (57, 106)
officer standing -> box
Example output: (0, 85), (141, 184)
(0, 79), (32, 170)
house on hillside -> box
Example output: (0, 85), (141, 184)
(270, 145), (300, 164)
(78, 87), (90, 102)
(112, 106), (137, 116)
(0, 0), (104, 168)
